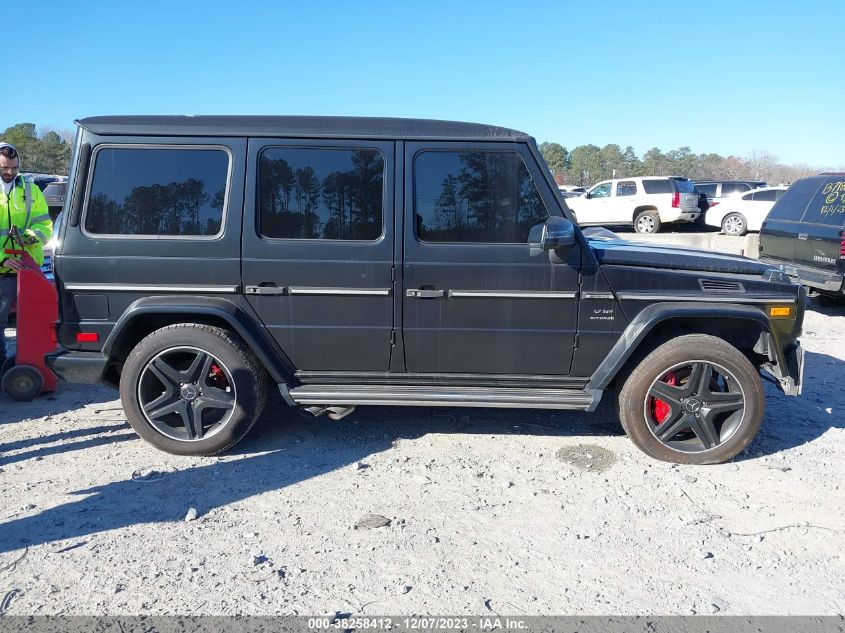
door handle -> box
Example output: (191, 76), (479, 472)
(406, 288), (445, 298)
(245, 284), (287, 296)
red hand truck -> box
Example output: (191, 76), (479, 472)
(1, 232), (58, 400)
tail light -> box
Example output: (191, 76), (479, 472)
(709, 201), (720, 208)
(840, 230), (845, 260)
(671, 192), (680, 208)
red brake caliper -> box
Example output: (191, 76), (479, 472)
(650, 371), (677, 424)
(208, 363), (227, 387)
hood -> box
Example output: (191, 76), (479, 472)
(588, 236), (771, 275)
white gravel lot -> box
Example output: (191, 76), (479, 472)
(0, 303), (842, 617)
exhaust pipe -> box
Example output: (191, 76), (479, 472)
(301, 405), (356, 420)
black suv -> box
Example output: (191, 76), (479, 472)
(759, 173), (845, 300)
(47, 116), (805, 464)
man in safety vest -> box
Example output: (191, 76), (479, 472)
(0, 143), (53, 367)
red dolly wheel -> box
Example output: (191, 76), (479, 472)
(2, 364), (44, 401)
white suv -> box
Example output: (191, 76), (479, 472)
(564, 176), (701, 233)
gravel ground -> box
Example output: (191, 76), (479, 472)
(0, 303), (842, 617)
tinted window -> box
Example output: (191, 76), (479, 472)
(414, 150), (548, 243)
(799, 177), (845, 226)
(766, 178), (824, 221)
(85, 147), (228, 236)
(259, 147), (383, 240)
(751, 189), (778, 202)
(721, 183), (750, 196)
(617, 181), (637, 196)
(671, 178), (695, 193)
(696, 183), (718, 196)
(642, 179), (671, 194)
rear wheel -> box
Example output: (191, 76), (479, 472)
(722, 213), (747, 236)
(119, 324), (268, 455)
(634, 210), (661, 234)
(618, 335), (764, 464)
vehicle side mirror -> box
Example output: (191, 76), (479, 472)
(540, 216), (575, 251)
(584, 191), (592, 199)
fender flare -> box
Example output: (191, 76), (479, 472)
(586, 302), (785, 391)
(102, 296), (296, 385)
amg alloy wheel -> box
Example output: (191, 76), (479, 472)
(137, 346), (236, 442)
(120, 324), (267, 455)
(618, 334), (764, 464)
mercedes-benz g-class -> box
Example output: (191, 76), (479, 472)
(47, 116), (805, 464)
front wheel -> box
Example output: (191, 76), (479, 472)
(634, 210), (661, 234)
(617, 334), (764, 464)
(119, 324), (268, 455)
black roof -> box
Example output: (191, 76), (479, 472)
(76, 115), (532, 142)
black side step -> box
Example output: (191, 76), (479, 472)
(287, 384), (601, 410)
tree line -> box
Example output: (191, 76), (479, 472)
(538, 142), (829, 188)
(1, 123), (74, 175)
(87, 180), (224, 236)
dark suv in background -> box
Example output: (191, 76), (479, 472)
(47, 115), (805, 465)
(759, 173), (845, 301)
(23, 172), (67, 221)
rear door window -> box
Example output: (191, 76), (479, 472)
(696, 183), (718, 197)
(616, 181), (637, 196)
(258, 147), (384, 241)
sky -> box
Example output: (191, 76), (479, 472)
(5, 0), (843, 167)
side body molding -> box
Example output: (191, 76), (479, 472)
(586, 302), (786, 391)
(102, 296), (296, 385)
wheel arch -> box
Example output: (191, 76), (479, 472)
(632, 205), (659, 222)
(587, 302), (784, 392)
(101, 296), (295, 388)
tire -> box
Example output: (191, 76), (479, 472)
(634, 210), (661, 234)
(617, 334), (764, 464)
(721, 213), (747, 236)
(2, 364), (44, 401)
(119, 323), (268, 456)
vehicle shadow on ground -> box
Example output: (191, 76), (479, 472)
(0, 401), (621, 554)
(744, 349), (845, 458)
(0, 424), (135, 468)
(0, 383), (118, 425)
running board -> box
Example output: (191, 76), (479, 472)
(287, 384), (602, 411)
